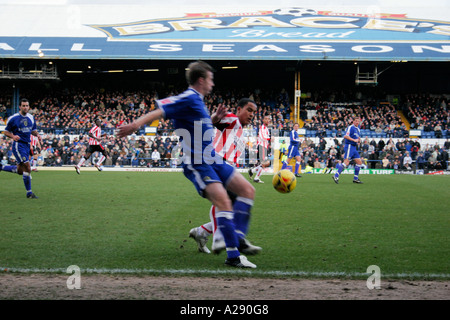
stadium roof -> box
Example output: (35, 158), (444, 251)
(0, 0), (449, 61)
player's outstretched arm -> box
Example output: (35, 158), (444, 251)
(117, 108), (164, 138)
(211, 103), (228, 124)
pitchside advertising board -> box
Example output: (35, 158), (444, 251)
(0, 3), (449, 61)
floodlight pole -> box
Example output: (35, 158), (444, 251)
(294, 71), (301, 124)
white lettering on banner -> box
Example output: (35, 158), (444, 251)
(429, 25), (450, 36)
(71, 43), (101, 52)
(299, 44), (335, 53)
(1, 40), (448, 58)
(99, 14), (450, 37)
(291, 17), (360, 29)
(227, 16), (294, 29)
(352, 45), (394, 53)
(411, 45), (450, 53)
(202, 44), (235, 52)
(148, 44), (183, 52)
(0, 43), (14, 50)
(169, 19), (226, 31)
(114, 23), (170, 35)
(248, 44), (287, 52)
(28, 43), (59, 51)
(363, 19), (417, 32)
(230, 30), (355, 38)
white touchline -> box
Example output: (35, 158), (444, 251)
(1, 266), (449, 279)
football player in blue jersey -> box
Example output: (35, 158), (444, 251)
(333, 115), (364, 184)
(1, 98), (42, 198)
(117, 61), (257, 268)
(281, 122), (302, 177)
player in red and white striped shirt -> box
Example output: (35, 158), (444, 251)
(190, 98), (261, 255)
(30, 134), (41, 172)
(248, 114), (272, 183)
(212, 113), (245, 165)
(75, 118), (108, 174)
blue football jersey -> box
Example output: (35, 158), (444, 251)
(289, 129), (300, 147)
(344, 124), (360, 146)
(157, 88), (216, 164)
(5, 113), (37, 144)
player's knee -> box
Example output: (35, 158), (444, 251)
(245, 183), (256, 199)
(262, 160), (271, 167)
(216, 196), (233, 213)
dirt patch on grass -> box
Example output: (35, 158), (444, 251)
(0, 274), (448, 300)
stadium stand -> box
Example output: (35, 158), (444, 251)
(1, 87), (448, 171)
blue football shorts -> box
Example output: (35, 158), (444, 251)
(12, 141), (31, 164)
(343, 144), (361, 160)
(183, 161), (235, 197)
(288, 145), (301, 158)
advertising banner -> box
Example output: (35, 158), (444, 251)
(0, 2), (449, 61)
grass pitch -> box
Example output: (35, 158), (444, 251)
(0, 170), (449, 279)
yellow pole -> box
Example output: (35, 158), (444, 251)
(295, 71), (300, 124)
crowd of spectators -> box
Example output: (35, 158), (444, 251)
(403, 94), (449, 138)
(0, 88), (449, 171)
(304, 136), (450, 172)
(302, 102), (410, 138)
(0, 131), (183, 168)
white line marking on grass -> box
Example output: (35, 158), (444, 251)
(1, 266), (449, 280)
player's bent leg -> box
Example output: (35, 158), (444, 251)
(19, 163), (37, 198)
(226, 172), (255, 200)
(225, 173), (261, 254)
(208, 204), (226, 254)
(189, 224), (211, 254)
(353, 158), (363, 184)
(204, 182), (241, 259)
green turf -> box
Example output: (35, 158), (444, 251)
(0, 171), (448, 279)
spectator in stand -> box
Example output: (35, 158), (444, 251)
(151, 148), (160, 167)
(444, 138), (450, 151)
(382, 156), (391, 169)
(434, 122), (443, 138)
(403, 151), (413, 170)
(416, 152), (426, 169)
(368, 150), (378, 169)
(440, 148), (449, 170)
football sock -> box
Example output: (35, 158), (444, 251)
(208, 205), (225, 243)
(2, 165), (17, 173)
(295, 162), (300, 174)
(354, 164), (361, 180)
(97, 155), (106, 166)
(233, 197), (254, 237)
(23, 172), (32, 195)
(254, 166), (263, 180)
(77, 157), (86, 167)
(208, 205), (218, 233)
(216, 211), (240, 259)
(200, 223), (213, 237)
(335, 163), (346, 177)
(281, 162), (288, 170)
